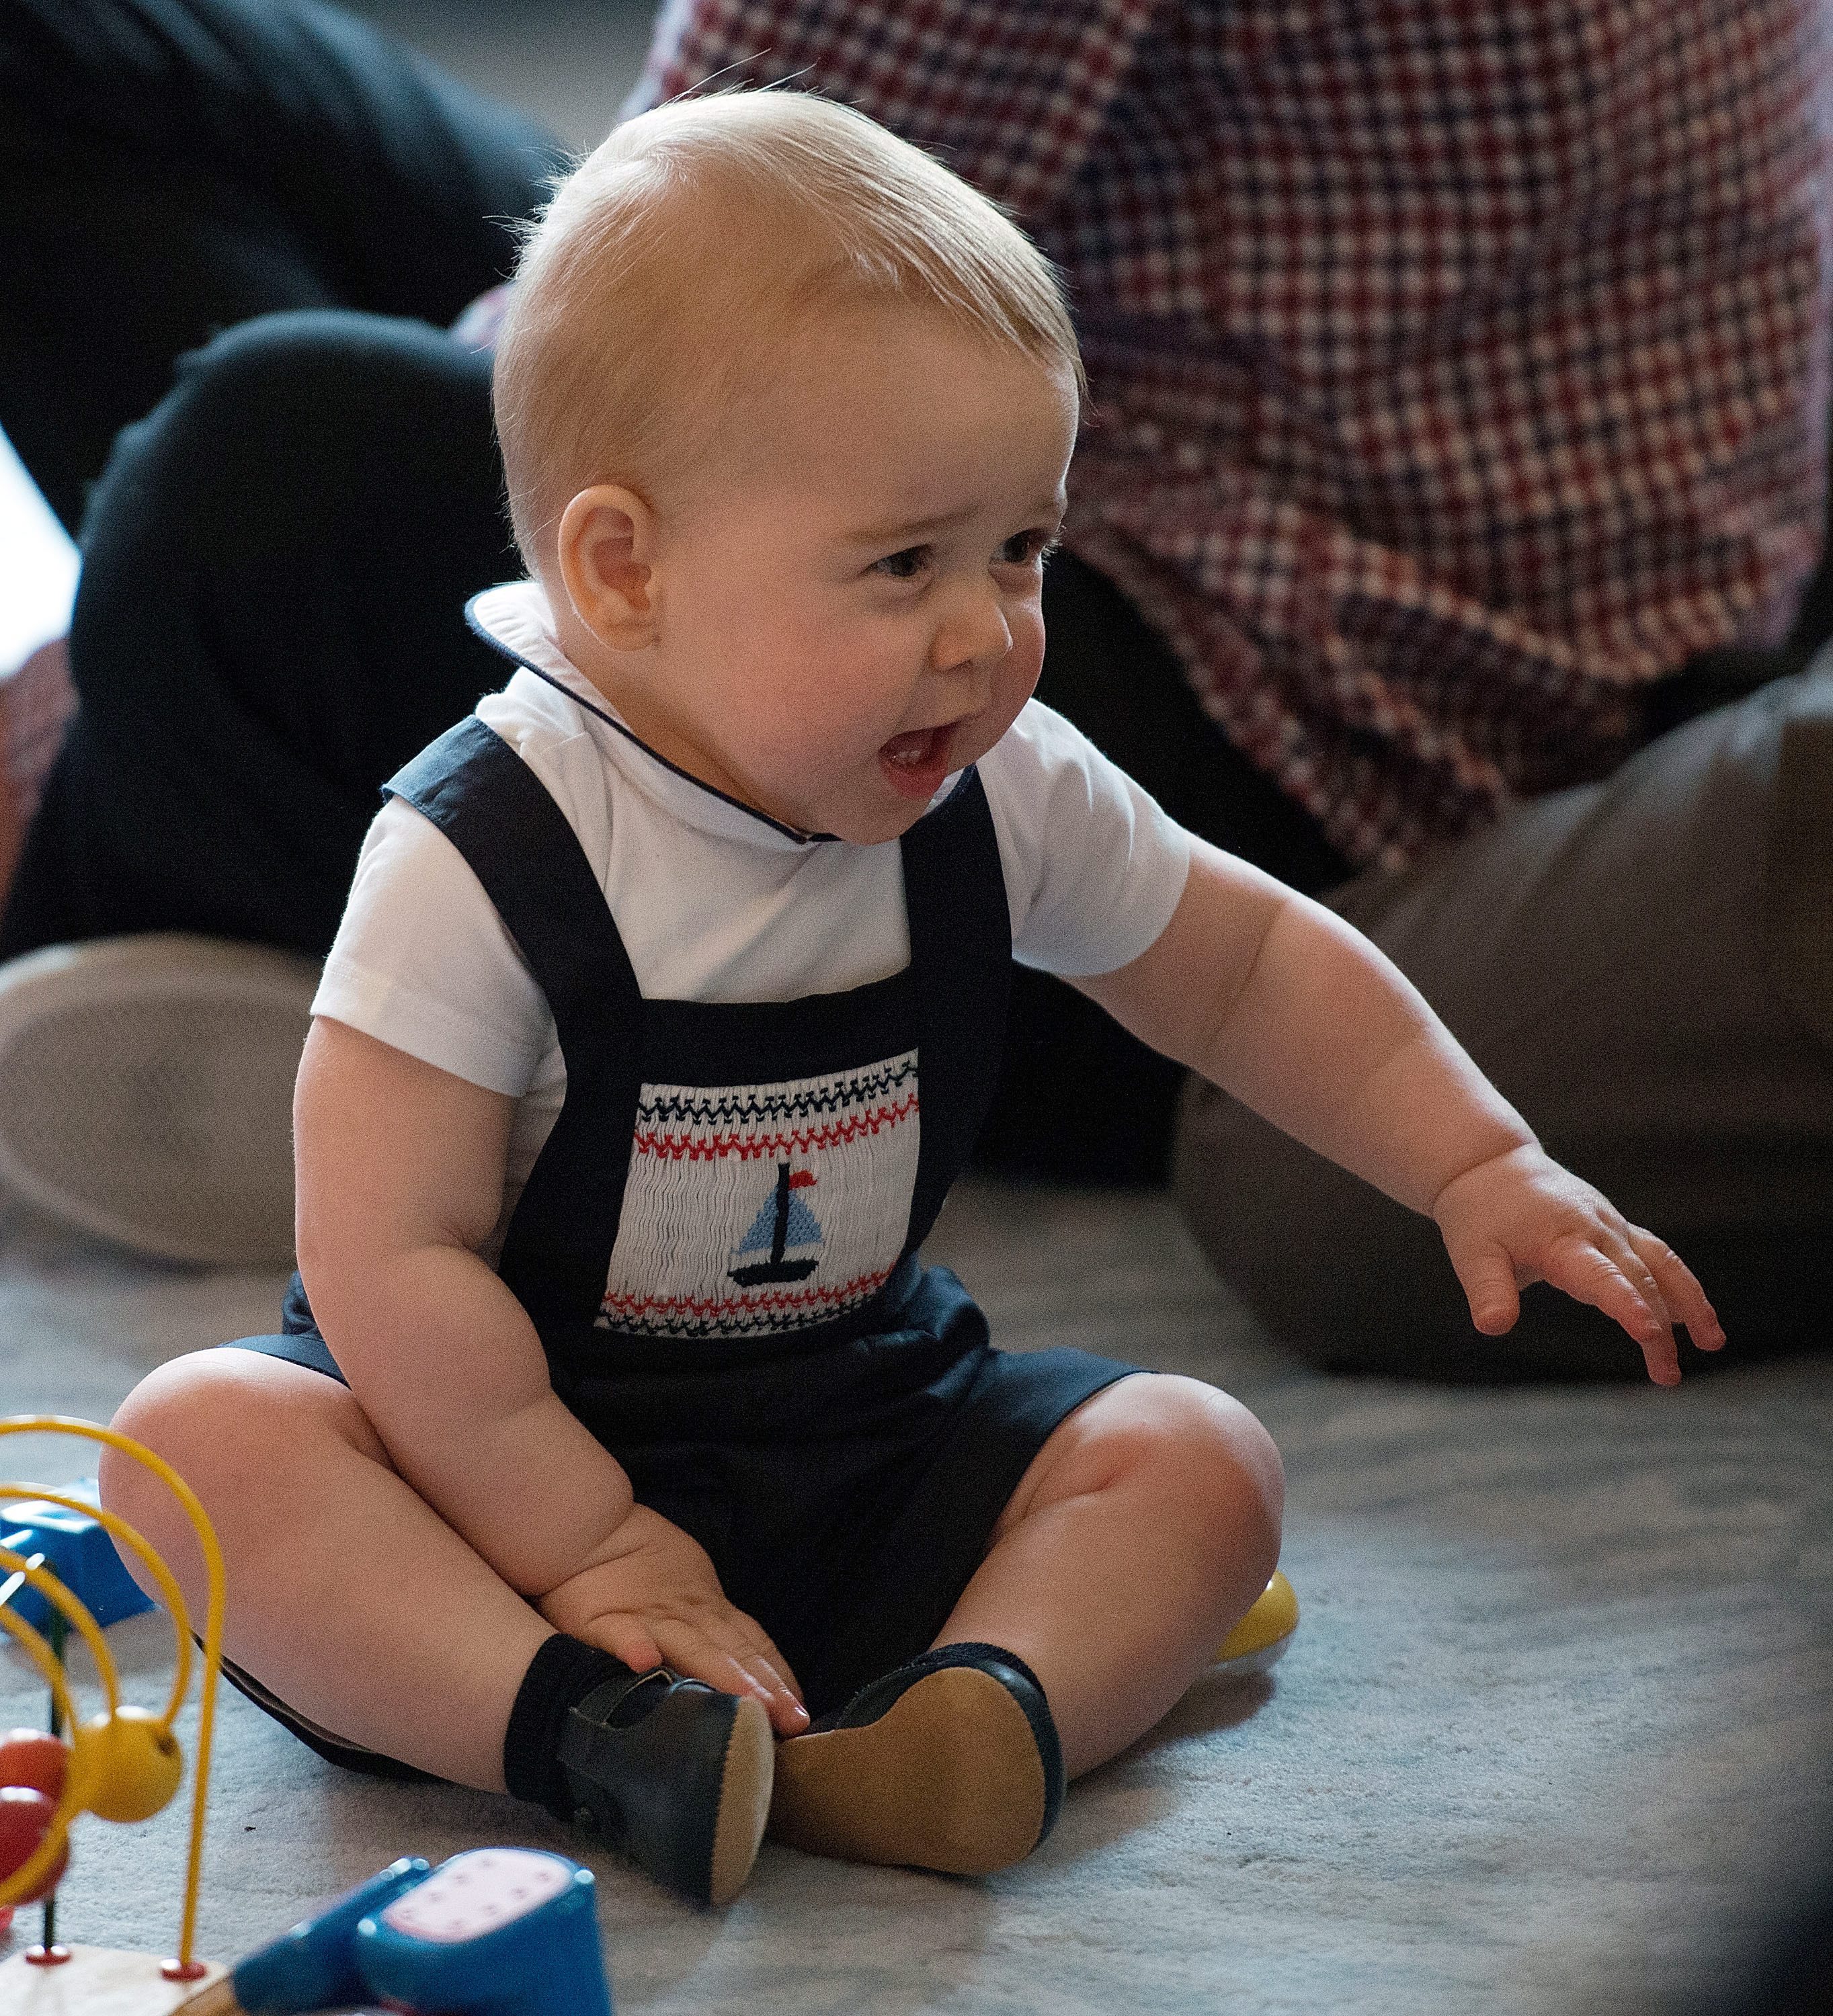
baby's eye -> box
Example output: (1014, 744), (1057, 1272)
(872, 545), (932, 581)
(1002, 529), (1063, 567)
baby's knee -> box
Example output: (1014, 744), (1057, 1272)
(102, 1348), (311, 1541)
(1123, 1376), (1285, 1578)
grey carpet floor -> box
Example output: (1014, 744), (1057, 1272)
(2, 1179), (1829, 2015)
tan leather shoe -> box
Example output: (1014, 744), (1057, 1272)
(768, 1642), (1063, 1876)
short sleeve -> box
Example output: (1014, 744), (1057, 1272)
(982, 701), (1192, 977)
(311, 798), (555, 1097)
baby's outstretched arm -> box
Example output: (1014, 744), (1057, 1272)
(1076, 843), (1723, 1382)
(295, 1019), (806, 1724)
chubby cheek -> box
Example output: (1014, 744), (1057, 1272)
(712, 664), (888, 817)
(964, 613), (1046, 759)
(690, 610), (854, 749)
(781, 634), (918, 753)
(1008, 607), (1048, 708)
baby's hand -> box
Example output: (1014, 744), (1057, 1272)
(538, 1503), (809, 1734)
(1432, 1144), (1725, 1384)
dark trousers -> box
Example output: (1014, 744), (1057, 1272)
(0, 0), (1349, 1183)
(0, 0), (564, 536)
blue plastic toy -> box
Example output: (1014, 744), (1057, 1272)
(356, 1849), (613, 2015)
(177, 1849), (614, 2016)
(0, 1480), (155, 1633)
(188, 1858), (430, 2012)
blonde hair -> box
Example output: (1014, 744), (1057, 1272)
(493, 88), (1084, 571)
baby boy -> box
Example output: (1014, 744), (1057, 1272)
(104, 89), (1720, 1908)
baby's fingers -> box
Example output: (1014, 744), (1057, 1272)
(1543, 1234), (1678, 1385)
(1444, 1236), (1522, 1336)
(579, 1615), (666, 1679)
(1627, 1228), (1725, 1355)
(650, 1614), (808, 1735)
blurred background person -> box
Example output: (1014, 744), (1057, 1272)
(0, 0), (1828, 1378)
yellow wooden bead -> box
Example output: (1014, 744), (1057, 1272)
(73, 1706), (183, 1822)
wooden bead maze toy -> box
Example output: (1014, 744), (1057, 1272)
(0, 1415), (229, 2012)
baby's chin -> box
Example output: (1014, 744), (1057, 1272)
(761, 732), (983, 843)
(793, 763), (963, 845)
(808, 793), (938, 847)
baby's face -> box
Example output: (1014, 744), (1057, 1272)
(579, 305), (1077, 844)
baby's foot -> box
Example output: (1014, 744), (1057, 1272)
(557, 1667), (773, 1906)
(768, 1642), (1063, 1875)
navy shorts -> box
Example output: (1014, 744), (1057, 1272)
(219, 1261), (1139, 1776)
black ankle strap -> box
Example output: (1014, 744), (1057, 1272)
(573, 1666), (676, 1726)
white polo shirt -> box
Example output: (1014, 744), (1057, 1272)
(313, 581), (1192, 1236)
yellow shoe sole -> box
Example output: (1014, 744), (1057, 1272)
(1212, 1570), (1300, 1677)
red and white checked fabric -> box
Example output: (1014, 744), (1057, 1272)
(630, 0), (1833, 867)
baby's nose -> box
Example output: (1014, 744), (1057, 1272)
(931, 585), (1012, 672)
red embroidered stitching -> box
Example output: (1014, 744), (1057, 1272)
(600, 1266), (893, 1323)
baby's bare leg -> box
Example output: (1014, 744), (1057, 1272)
(936, 1374), (1283, 1778)
(101, 1349), (553, 1790)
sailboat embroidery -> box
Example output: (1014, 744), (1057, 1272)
(729, 1164), (823, 1285)
(600, 1050), (918, 1337)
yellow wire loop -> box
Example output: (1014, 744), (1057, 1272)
(0, 1487), (194, 1725)
(0, 1597), (86, 1904)
(0, 1417), (227, 1967)
(0, 1541), (121, 1716)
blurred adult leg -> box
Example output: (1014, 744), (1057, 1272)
(1174, 660), (1833, 1380)
(0, 310), (515, 959)
(0, 0), (562, 532)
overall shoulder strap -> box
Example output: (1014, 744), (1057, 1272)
(384, 716), (644, 1335)
(899, 767), (1012, 1249)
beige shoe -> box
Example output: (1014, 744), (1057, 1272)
(769, 1643), (1063, 1876)
(0, 934), (317, 1267)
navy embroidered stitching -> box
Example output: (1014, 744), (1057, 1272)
(637, 1058), (918, 1127)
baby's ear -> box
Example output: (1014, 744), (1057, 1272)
(557, 485), (659, 648)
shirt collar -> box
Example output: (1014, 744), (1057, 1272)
(464, 581), (849, 849)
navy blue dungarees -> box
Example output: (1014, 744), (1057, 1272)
(225, 710), (1140, 1759)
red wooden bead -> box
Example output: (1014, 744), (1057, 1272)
(0, 1786), (68, 1903)
(0, 1729), (70, 1803)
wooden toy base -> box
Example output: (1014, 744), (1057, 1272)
(0, 1947), (227, 2014)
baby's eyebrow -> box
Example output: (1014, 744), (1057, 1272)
(844, 494), (1066, 547)
(844, 505), (976, 547)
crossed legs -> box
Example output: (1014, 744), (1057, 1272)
(101, 1352), (1280, 1797)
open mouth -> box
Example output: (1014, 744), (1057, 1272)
(878, 722), (955, 800)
